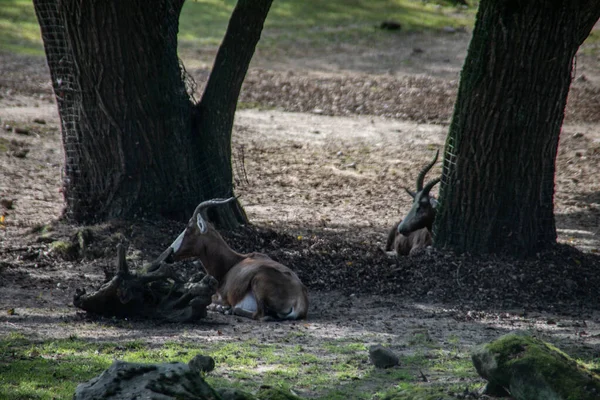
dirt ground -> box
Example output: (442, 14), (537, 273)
(1, 27), (600, 398)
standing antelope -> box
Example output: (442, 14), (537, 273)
(385, 150), (441, 256)
(166, 198), (308, 321)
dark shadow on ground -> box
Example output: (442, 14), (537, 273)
(3, 216), (597, 318)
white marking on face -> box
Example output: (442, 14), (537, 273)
(196, 214), (207, 234)
(169, 230), (186, 253)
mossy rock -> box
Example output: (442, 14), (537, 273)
(50, 240), (79, 260)
(472, 332), (600, 400)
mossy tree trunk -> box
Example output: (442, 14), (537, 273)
(33, 0), (272, 226)
(434, 0), (600, 255)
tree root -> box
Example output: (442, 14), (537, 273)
(73, 243), (217, 322)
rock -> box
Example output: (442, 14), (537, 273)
(369, 344), (399, 368)
(380, 21), (401, 31)
(14, 127), (30, 135)
(74, 359), (225, 399)
(480, 381), (511, 397)
(189, 354), (215, 373)
(572, 132), (584, 139)
(13, 148), (29, 158)
(472, 332), (600, 400)
(0, 199), (14, 209)
(33, 118), (46, 124)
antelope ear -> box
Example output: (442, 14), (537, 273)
(196, 213), (208, 234)
(404, 187), (416, 199)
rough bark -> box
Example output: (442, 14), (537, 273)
(195, 0), (273, 228)
(33, 0), (270, 225)
(73, 244), (218, 322)
(434, 0), (600, 255)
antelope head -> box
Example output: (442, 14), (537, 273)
(397, 150), (441, 236)
(168, 197), (242, 282)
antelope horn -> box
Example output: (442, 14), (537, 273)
(422, 177), (441, 196)
(191, 197), (238, 228)
(404, 187), (416, 199)
(416, 150), (440, 191)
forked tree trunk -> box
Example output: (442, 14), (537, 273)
(434, 0), (600, 255)
(33, 0), (272, 226)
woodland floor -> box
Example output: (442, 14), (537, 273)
(1, 27), (600, 399)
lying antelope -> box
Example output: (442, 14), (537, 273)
(385, 150), (441, 256)
(165, 198), (308, 321)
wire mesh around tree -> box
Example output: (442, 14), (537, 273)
(33, 0), (248, 221)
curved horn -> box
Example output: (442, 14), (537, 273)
(191, 197), (237, 226)
(422, 177), (441, 196)
(404, 187), (416, 199)
(415, 150), (439, 191)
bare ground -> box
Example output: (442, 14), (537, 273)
(1, 29), (600, 398)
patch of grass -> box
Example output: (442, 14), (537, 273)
(0, 0), (43, 55)
(0, 137), (9, 152)
(1, 0), (476, 58)
(0, 332), (495, 400)
(377, 381), (485, 400)
(179, 0), (476, 58)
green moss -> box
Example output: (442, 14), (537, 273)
(483, 334), (600, 400)
(0, 138), (9, 152)
(50, 240), (79, 260)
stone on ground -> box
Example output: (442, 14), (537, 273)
(472, 332), (600, 400)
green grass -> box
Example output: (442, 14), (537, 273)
(0, 0), (475, 57)
(0, 0), (43, 55)
(2, 0), (598, 61)
(0, 330), (487, 400)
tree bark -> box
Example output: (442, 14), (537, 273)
(434, 0), (600, 255)
(195, 0), (272, 228)
(33, 0), (270, 225)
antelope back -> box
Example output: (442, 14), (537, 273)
(221, 257), (308, 320)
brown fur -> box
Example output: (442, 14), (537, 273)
(386, 221), (432, 255)
(221, 257), (308, 320)
(393, 228), (432, 256)
(172, 219), (308, 320)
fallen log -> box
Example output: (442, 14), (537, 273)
(73, 244), (217, 322)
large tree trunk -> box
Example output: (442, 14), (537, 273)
(195, 0), (272, 228)
(33, 0), (271, 226)
(434, 0), (600, 256)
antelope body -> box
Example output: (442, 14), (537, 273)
(168, 198), (308, 321)
(386, 151), (441, 256)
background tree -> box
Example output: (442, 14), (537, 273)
(434, 0), (600, 255)
(33, 0), (273, 226)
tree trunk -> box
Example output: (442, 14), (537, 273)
(434, 0), (600, 256)
(195, 0), (272, 228)
(33, 0), (271, 225)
